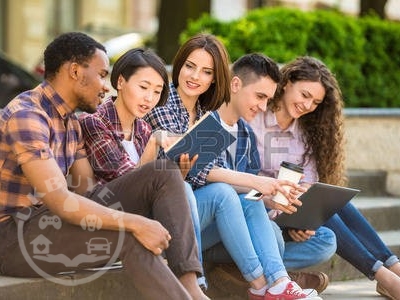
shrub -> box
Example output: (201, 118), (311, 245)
(305, 10), (365, 105)
(181, 7), (400, 107)
(359, 16), (400, 107)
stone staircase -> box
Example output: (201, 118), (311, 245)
(0, 171), (399, 299)
(204, 170), (400, 299)
(297, 196), (400, 280)
(311, 169), (400, 281)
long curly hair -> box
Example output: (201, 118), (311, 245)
(269, 56), (347, 186)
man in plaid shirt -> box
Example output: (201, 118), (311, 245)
(0, 32), (207, 300)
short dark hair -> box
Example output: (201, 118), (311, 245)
(110, 48), (169, 106)
(232, 53), (281, 86)
(44, 32), (106, 80)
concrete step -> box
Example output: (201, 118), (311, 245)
(206, 196), (400, 299)
(0, 269), (139, 300)
(283, 197), (400, 282)
(204, 228), (400, 299)
(353, 197), (400, 231)
(321, 278), (386, 299)
(300, 229), (400, 280)
(347, 170), (388, 197)
(304, 197), (400, 282)
(1, 197), (399, 300)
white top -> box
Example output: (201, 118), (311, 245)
(220, 119), (238, 166)
(121, 134), (140, 164)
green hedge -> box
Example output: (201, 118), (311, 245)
(181, 7), (400, 107)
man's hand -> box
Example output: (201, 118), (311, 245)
(263, 196), (301, 214)
(262, 183), (306, 213)
(130, 215), (172, 255)
(252, 176), (305, 201)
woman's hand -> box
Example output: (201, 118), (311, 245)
(263, 196), (301, 214)
(287, 229), (315, 242)
(152, 130), (181, 149)
(178, 153), (198, 179)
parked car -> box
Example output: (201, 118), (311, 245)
(0, 51), (40, 108)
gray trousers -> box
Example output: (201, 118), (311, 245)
(0, 159), (201, 300)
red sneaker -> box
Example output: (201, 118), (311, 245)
(248, 281), (321, 300)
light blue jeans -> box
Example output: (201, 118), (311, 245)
(196, 183), (288, 288)
(271, 221), (337, 270)
(183, 182), (207, 288)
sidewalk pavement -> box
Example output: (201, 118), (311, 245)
(321, 278), (386, 299)
(207, 272), (389, 300)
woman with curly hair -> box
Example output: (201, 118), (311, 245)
(250, 56), (400, 299)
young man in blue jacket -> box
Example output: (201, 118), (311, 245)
(203, 53), (336, 296)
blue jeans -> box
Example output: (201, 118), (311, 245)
(271, 221), (337, 270)
(196, 183), (288, 287)
(324, 202), (399, 280)
(184, 182), (207, 288)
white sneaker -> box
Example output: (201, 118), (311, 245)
(303, 288), (322, 299)
(263, 281), (323, 299)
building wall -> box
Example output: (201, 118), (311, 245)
(344, 111), (400, 196)
(2, 0), (399, 70)
(1, 0), (158, 70)
(211, 0), (248, 21)
(6, 0), (47, 70)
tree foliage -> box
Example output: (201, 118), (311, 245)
(360, 0), (388, 19)
(156, 0), (210, 64)
(181, 7), (400, 107)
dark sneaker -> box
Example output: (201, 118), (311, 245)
(288, 271), (329, 294)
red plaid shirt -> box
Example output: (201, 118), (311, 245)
(79, 97), (152, 184)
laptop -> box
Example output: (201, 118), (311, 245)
(274, 182), (360, 230)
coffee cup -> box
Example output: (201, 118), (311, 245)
(272, 161), (304, 205)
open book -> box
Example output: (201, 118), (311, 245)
(164, 112), (236, 176)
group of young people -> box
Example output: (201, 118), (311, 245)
(1, 31), (399, 300)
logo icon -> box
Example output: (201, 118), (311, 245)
(80, 214), (103, 231)
(16, 194), (125, 286)
(38, 215), (62, 230)
(86, 237), (112, 255)
(30, 235), (52, 255)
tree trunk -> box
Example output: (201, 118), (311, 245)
(156, 0), (210, 64)
(360, 0), (388, 19)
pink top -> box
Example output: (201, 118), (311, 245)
(249, 110), (318, 184)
